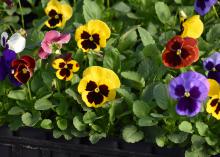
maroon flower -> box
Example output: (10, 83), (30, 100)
(11, 56), (35, 84)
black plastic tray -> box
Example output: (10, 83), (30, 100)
(0, 126), (185, 157)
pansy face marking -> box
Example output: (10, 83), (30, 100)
(169, 71), (209, 117)
(203, 52), (220, 83)
(52, 56), (79, 81)
(48, 9), (63, 27)
(78, 66), (121, 108)
(162, 36), (199, 69)
(194, 0), (217, 16)
(75, 20), (111, 52)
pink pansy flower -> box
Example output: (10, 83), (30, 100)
(39, 30), (71, 59)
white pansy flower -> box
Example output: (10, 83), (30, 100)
(1, 32), (26, 53)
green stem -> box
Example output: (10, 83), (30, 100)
(213, 6), (219, 19)
(56, 79), (61, 93)
(18, 0), (25, 29)
(107, 0), (110, 8)
(27, 81), (32, 100)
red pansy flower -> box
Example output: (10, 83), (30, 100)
(11, 56), (35, 84)
(162, 36), (199, 69)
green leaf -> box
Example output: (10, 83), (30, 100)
(89, 132), (106, 144)
(138, 27), (155, 46)
(41, 119), (53, 129)
(206, 24), (220, 42)
(103, 47), (121, 72)
(113, 2), (131, 13)
(153, 83), (170, 110)
(8, 106), (24, 115)
(118, 27), (138, 51)
(83, 0), (102, 22)
(156, 135), (166, 147)
(57, 118), (67, 131)
(191, 134), (205, 150)
(16, 8), (31, 15)
(155, 2), (171, 24)
(53, 129), (62, 139)
(196, 121), (208, 136)
(168, 132), (188, 144)
(179, 121), (193, 133)
(121, 71), (145, 89)
(34, 98), (53, 110)
(21, 111), (41, 127)
(117, 88), (134, 105)
(122, 125), (144, 143)
(133, 100), (150, 118)
(138, 117), (158, 127)
(73, 116), (87, 131)
(8, 90), (26, 100)
(83, 111), (97, 124)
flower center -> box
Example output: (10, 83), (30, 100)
(89, 36), (93, 41)
(64, 64), (68, 69)
(212, 67), (216, 72)
(95, 87), (100, 93)
(176, 49), (181, 55)
(22, 68), (28, 74)
(184, 91), (190, 97)
(55, 15), (59, 19)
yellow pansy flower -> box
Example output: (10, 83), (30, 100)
(52, 57), (79, 81)
(45, 0), (73, 28)
(180, 15), (204, 39)
(206, 79), (220, 120)
(78, 66), (120, 108)
(75, 20), (111, 52)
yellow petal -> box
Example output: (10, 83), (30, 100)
(67, 60), (80, 72)
(99, 34), (107, 48)
(56, 69), (65, 80)
(65, 72), (73, 81)
(206, 96), (220, 120)
(45, 0), (61, 15)
(208, 79), (220, 97)
(82, 66), (120, 90)
(78, 77), (90, 93)
(52, 58), (65, 70)
(75, 25), (88, 42)
(60, 3), (73, 21)
(87, 20), (111, 39)
(181, 15), (204, 39)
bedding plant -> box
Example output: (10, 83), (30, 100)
(1, 0), (220, 156)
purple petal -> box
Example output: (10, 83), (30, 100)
(0, 57), (8, 81)
(3, 49), (16, 64)
(8, 74), (22, 87)
(176, 98), (201, 117)
(208, 71), (220, 84)
(203, 52), (220, 71)
(194, 0), (217, 16)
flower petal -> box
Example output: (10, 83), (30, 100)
(21, 55), (35, 70)
(38, 47), (50, 59)
(60, 2), (73, 21)
(67, 60), (80, 72)
(181, 15), (204, 39)
(208, 79), (220, 97)
(1, 32), (8, 48)
(7, 33), (26, 53)
(52, 58), (65, 70)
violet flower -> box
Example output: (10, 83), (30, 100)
(169, 71), (209, 117)
(0, 49), (21, 86)
(38, 30), (71, 59)
(203, 52), (220, 83)
(194, 0), (218, 16)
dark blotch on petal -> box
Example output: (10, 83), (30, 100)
(205, 61), (214, 71)
(48, 18), (60, 27)
(215, 103), (220, 114)
(210, 98), (218, 107)
(59, 62), (65, 68)
(87, 91), (104, 105)
(67, 64), (73, 69)
(86, 81), (97, 91)
(81, 31), (90, 39)
(208, 71), (220, 84)
(99, 84), (109, 97)
(48, 9), (57, 17)
(165, 51), (182, 67)
(81, 40), (97, 50)
(215, 64), (220, 71)
(175, 85), (185, 97)
(189, 86), (201, 99)
(92, 34), (100, 45)
(172, 41), (182, 50)
(181, 48), (190, 59)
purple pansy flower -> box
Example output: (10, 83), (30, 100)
(203, 52), (220, 83)
(194, 0), (218, 16)
(0, 49), (21, 86)
(169, 71), (209, 117)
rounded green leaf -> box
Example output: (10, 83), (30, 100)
(179, 121), (193, 133)
(41, 119), (53, 129)
(122, 125), (144, 143)
(34, 98), (53, 110)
